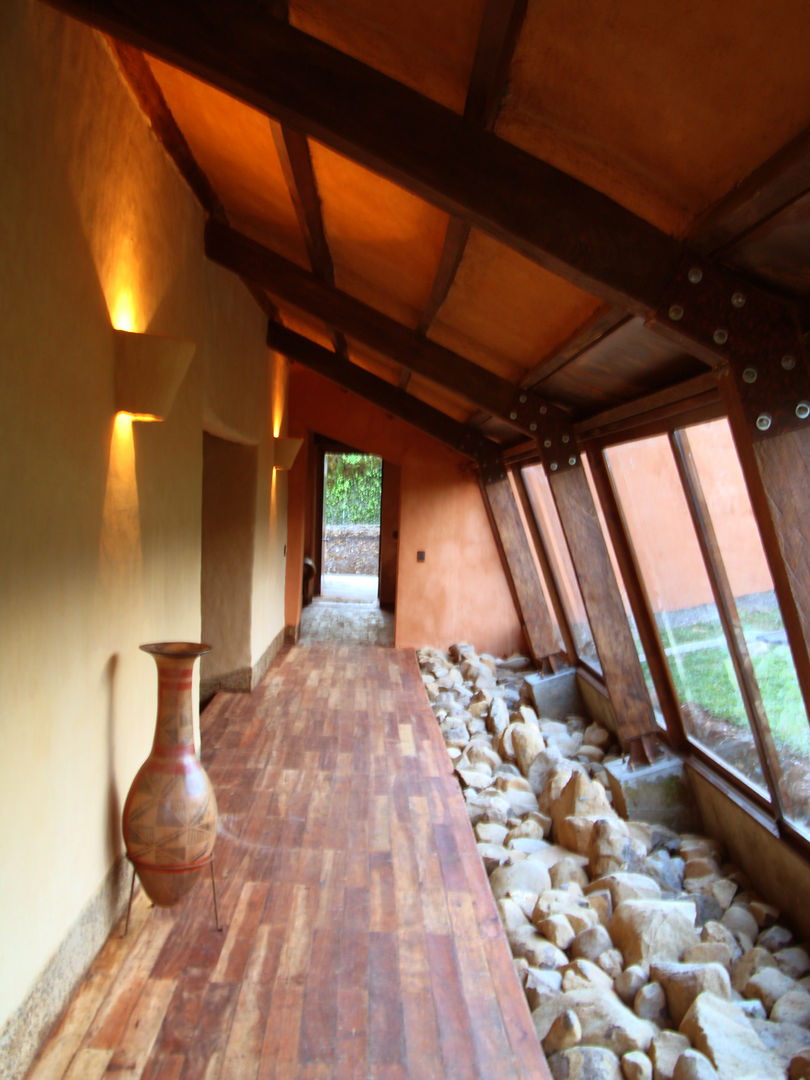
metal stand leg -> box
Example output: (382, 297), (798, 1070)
(122, 862), (136, 937)
(210, 859), (222, 932)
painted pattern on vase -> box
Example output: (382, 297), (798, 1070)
(122, 642), (217, 907)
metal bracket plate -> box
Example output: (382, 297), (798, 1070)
(654, 255), (809, 440)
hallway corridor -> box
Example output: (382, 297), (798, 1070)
(26, 645), (547, 1079)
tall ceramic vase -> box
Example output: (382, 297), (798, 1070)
(122, 642), (217, 907)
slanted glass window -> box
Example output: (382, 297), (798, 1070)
(521, 464), (601, 673)
(683, 419), (810, 830)
(604, 432), (769, 795)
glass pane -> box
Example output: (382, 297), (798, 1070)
(686, 418), (810, 829)
(521, 464), (601, 672)
(605, 434), (768, 794)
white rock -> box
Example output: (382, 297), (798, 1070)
(598, 948), (624, 981)
(550, 856), (590, 890)
(487, 695), (511, 736)
(650, 961), (731, 1026)
(561, 958), (614, 992)
(679, 991), (786, 1080)
(621, 1050), (653, 1080)
(497, 896), (530, 934)
(543, 1008), (582, 1054)
(615, 965), (648, 1006)
(770, 987), (810, 1025)
(477, 841), (513, 872)
(680, 942), (734, 971)
(464, 787), (511, 825)
(512, 723), (547, 776)
(528, 749), (569, 797)
(633, 981), (668, 1023)
(509, 927), (570, 968)
(560, 988), (657, 1055)
(475, 821), (508, 845)
(489, 857), (551, 900)
(650, 1031), (691, 1080)
(721, 903), (759, 942)
(775, 946), (810, 980)
(583, 721), (612, 749)
(465, 742), (502, 771)
(538, 914), (577, 951)
(731, 945), (778, 992)
(609, 900), (699, 969)
(548, 1046), (622, 1080)
(672, 1049), (719, 1080)
(590, 872), (662, 907)
(589, 819), (645, 878)
(570, 924), (614, 963)
(744, 964), (798, 1011)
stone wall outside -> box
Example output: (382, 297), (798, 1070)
(323, 524), (380, 574)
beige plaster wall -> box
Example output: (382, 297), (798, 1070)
(0, 0), (285, 1042)
(285, 367), (525, 656)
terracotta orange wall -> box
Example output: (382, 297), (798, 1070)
(284, 366), (526, 656)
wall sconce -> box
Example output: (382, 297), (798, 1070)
(273, 436), (303, 470)
(114, 328), (196, 421)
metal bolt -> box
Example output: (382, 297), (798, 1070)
(550, 462), (558, 472)
(782, 354), (796, 371)
(519, 393), (527, 404)
(509, 411), (517, 420)
(561, 434), (570, 444)
(668, 304), (685, 321)
(756, 413), (772, 431)
(713, 328), (729, 345)
(796, 401), (810, 420)
(731, 291), (746, 309)
(529, 422), (537, 432)
(540, 405), (548, 415)
(742, 368), (758, 384)
(568, 456), (577, 466)
(687, 267), (703, 284)
(543, 439), (552, 449)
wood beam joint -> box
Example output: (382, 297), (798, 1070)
(652, 254), (804, 369)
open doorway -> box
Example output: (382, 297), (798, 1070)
(321, 451), (382, 601)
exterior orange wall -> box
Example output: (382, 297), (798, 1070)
(284, 366), (526, 656)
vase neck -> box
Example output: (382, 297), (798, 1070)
(152, 655), (196, 751)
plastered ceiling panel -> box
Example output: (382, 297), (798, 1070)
(428, 229), (601, 382)
(147, 58), (309, 267)
(276, 306), (335, 351)
(346, 342), (402, 386)
(540, 318), (705, 412)
(496, 0), (810, 235)
(406, 373), (478, 423)
(310, 141), (449, 328)
(290, 0), (486, 113)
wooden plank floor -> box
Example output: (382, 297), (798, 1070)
(27, 645), (549, 1080)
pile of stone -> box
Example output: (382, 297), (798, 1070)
(418, 642), (810, 1080)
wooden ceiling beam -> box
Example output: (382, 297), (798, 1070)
(267, 321), (501, 466)
(689, 123), (810, 257)
(107, 39), (226, 219)
(268, 119), (348, 359)
(46, 0), (681, 313)
(206, 220), (565, 435)
(54, 1), (805, 370)
(417, 0), (528, 334)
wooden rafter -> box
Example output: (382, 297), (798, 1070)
(268, 120), (348, 359)
(206, 220), (565, 435)
(417, 0), (528, 336)
(107, 39), (226, 220)
(45, 0), (682, 313)
(266, 321), (502, 465)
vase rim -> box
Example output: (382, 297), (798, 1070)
(140, 641), (212, 658)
